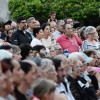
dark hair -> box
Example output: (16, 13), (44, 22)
(17, 16), (26, 23)
(49, 11), (56, 16)
(20, 61), (32, 74)
(0, 45), (12, 50)
(0, 22), (5, 32)
(52, 59), (62, 71)
(33, 45), (46, 52)
(7, 28), (14, 35)
(64, 17), (72, 24)
(79, 26), (86, 40)
(41, 23), (50, 31)
(19, 44), (33, 60)
(84, 50), (96, 57)
(33, 27), (43, 37)
(1, 59), (12, 73)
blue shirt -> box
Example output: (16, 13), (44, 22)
(0, 32), (7, 40)
(26, 28), (34, 39)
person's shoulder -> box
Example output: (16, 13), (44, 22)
(55, 92), (68, 100)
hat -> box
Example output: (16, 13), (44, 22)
(5, 20), (12, 25)
(82, 53), (93, 64)
(0, 49), (12, 61)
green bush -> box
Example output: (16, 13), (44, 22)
(9, 0), (100, 25)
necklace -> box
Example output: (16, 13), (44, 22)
(69, 38), (74, 45)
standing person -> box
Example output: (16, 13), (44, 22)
(26, 17), (36, 39)
(48, 11), (57, 24)
(64, 17), (74, 28)
(56, 24), (82, 53)
(82, 26), (100, 51)
(53, 20), (65, 40)
(11, 16), (32, 45)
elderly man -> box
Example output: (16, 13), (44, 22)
(53, 20), (65, 40)
(26, 17), (36, 39)
(56, 24), (82, 53)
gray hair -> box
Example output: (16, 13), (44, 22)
(41, 58), (53, 72)
(12, 45), (21, 54)
(85, 26), (96, 36)
(32, 78), (56, 99)
(52, 43), (60, 50)
(56, 20), (65, 27)
(68, 52), (83, 60)
(27, 17), (35, 24)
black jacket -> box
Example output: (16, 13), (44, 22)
(11, 29), (32, 45)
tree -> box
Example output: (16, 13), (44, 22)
(9, 0), (100, 26)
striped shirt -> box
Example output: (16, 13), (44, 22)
(82, 40), (100, 51)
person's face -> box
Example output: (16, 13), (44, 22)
(12, 60), (24, 85)
(67, 18), (73, 27)
(57, 63), (66, 83)
(5, 24), (11, 30)
(0, 72), (6, 90)
(46, 63), (57, 82)
(50, 47), (56, 58)
(18, 20), (27, 31)
(51, 28), (55, 33)
(8, 30), (14, 38)
(25, 64), (39, 85)
(55, 45), (63, 55)
(64, 60), (72, 75)
(50, 22), (57, 31)
(40, 48), (47, 56)
(72, 61), (82, 77)
(37, 29), (44, 39)
(28, 50), (33, 58)
(44, 25), (50, 36)
(5, 70), (14, 93)
(96, 54), (100, 67)
(51, 14), (56, 19)
(65, 24), (73, 37)
(46, 92), (55, 100)
(35, 21), (40, 28)
(13, 51), (22, 61)
(87, 29), (96, 40)
(29, 19), (36, 29)
(57, 22), (64, 33)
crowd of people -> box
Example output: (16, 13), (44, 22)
(0, 11), (100, 100)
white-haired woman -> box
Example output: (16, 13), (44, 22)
(82, 26), (100, 51)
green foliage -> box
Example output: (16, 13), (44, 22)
(9, 0), (100, 24)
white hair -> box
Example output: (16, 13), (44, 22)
(68, 52), (83, 60)
(85, 26), (96, 36)
(41, 58), (53, 72)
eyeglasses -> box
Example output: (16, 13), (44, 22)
(89, 32), (96, 34)
(55, 48), (63, 51)
(20, 22), (26, 24)
(58, 68), (65, 72)
(50, 50), (55, 52)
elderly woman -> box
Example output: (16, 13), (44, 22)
(32, 78), (56, 100)
(82, 26), (100, 51)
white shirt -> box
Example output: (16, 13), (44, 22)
(41, 36), (52, 48)
(30, 38), (42, 47)
(53, 30), (62, 40)
(56, 78), (75, 100)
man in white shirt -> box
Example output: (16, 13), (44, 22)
(53, 20), (65, 40)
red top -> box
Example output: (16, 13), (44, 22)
(56, 34), (82, 53)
